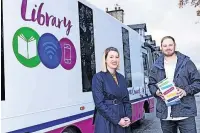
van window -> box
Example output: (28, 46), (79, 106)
(1, 5), (5, 101)
(122, 27), (132, 87)
(142, 53), (149, 76)
(79, 2), (96, 92)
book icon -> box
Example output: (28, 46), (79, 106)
(18, 34), (37, 59)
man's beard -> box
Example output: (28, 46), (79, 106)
(163, 51), (175, 57)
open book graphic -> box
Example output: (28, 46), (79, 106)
(18, 34), (37, 59)
(157, 78), (181, 106)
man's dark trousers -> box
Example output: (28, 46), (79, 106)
(160, 117), (197, 133)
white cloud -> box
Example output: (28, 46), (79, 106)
(86, 0), (200, 69)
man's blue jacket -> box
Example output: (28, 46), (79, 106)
(148, 51), (200, 119)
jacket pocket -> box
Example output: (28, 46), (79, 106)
(156, 99), (164, 113)
(180, 96), (196, 114)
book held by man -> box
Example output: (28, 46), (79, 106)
(157, 78), (181, 106)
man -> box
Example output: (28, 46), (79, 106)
(148, 36), (200, 133)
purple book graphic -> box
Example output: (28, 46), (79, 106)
(64, 43), (71, 64)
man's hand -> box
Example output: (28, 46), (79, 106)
(176, 87), (186, 98)
(156, 89), (165, 100)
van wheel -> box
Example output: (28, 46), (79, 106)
(62, 127), (79, 133)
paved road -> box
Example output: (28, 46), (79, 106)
(132, 95), (200, 133)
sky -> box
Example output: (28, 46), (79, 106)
(86, 0), (200, 69)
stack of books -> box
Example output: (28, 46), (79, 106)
(157, 78), (181, 106)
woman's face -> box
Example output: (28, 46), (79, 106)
(106, 51), (119, 70)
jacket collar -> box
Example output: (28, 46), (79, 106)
(153, 51), (190, 70)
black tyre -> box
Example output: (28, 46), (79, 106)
(62, 127), (79, 133)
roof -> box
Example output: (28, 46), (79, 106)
(144, 42), (156, 51)
(106, 9), (124, 13)
(127, 23), (147, 32)
(144, 35), (152, 41)
(150, 40), (156, 46)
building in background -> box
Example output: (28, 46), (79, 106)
(106, 4), (124, 23)
(128, 23), (147, 38)
(105, 6), (161, 68)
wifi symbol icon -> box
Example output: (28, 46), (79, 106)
(43, 42), (57, 59)
(38, 33), (62, 69)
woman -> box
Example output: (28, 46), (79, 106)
(92, 47), (132, 133)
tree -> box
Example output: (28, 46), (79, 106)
(179, 0), (200, 16)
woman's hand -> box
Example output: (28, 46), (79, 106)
(118, 117), (131, 127)
(123, 117), (131, 127)
(118, 118), (126, 127)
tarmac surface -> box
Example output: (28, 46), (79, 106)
(131, 94), (200, 133)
